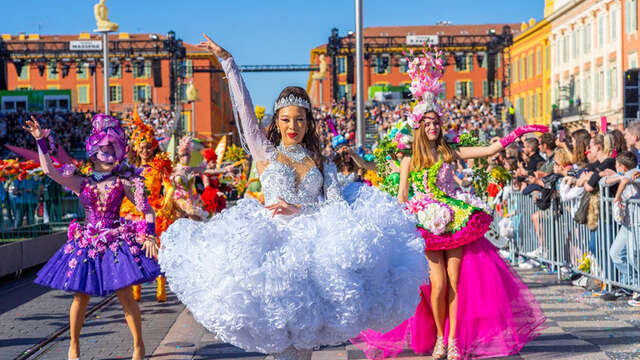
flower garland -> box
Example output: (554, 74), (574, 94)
(406, 195), (454, 235)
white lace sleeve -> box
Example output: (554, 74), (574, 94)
(322, 159), (343, 202)
(221, 57), (272, 163)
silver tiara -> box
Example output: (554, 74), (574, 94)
(274, 94), (311, 112)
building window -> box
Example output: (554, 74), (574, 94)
(338, 84), (347, 99)
(537, 49), (542, 74)
(337, 57), (346, 74)
(520, 58), (525, 80)
(528, 53), (533, 78)
(612, 67), (618, 99)
(611, 8), (618, 41)
(77, 85), (89, 104)
(110, 62), (122, 79)
(133, 60), (151, 78)
(563, 34), (569, 63)
(48, 64), (58, 80)
(571, 30), (577, 59)
(440, 82), (447, 99)
(455, 55), (472, 72)
(17, 64), (29, 80)
(77, 64), (88, 80)
(483, 80), (488, 97)
(586, 23), (592, 53)
(627, 0), (638, 34)
(399, 58), (408, 73)
(598, 15), (605, 48)
(546, 90), (550, 115)
(185, 59), (193, 78)
(374, 55), (390, 74)
(109, 85), (122, 103)
(584, 75), (591, 104)
(630, 53), (638, 68)
(133, 84), (151, 102)
(455, 80), (473, 97)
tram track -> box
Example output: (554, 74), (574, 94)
(13, 293), (117, 360)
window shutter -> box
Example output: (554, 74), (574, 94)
(455, 81), (461, 97)
(133, 86), (139, 102)
(468, 81), (474, 97)
(144, 61), (151, 78)
(483, 80), (488, 97)
(468, 55), (473, 71)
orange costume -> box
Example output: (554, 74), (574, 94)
(120, 112), (174, 302)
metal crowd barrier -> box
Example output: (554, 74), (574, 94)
(495, 185), (640, 293)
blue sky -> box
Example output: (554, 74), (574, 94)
(3, 0), (541, 109)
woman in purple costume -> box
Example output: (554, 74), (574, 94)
(25, 114), (160, 360)
(351, 48), (547, 360)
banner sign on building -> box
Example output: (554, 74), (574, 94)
(405, 35), (439, 46)
(69, 40), (102, 51)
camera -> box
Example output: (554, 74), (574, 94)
(566, 170), (577, 177)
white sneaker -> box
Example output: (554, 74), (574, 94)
(519, 261), (535, 269)
(526, 248), (542, 257)
(498, 250), (510, 259)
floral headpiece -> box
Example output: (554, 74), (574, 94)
(178, 135), (192, 157)
(85, 114), (127, 163)
(130, 107), (158, 151)
(405, 46), (446, 129)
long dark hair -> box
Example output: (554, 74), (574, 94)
(266, 86), (323, 169)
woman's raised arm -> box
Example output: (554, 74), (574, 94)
(198, 34), (271, 163)
(23, 116), (84, 194)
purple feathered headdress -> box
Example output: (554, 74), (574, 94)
(85, 114), (127, 163)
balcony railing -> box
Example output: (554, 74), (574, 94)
(551, 104), (588, 121)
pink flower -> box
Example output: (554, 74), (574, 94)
(67, 220), (82, 240)
(95, 241), (107, 253)
(64, 244), (74, 254)
(109, 241), (119, 253)
(135, 257), (141, 263)
(66, 270), (72, 277)
(88, 249), (98, 259)
(68, 258), (78, 269)
(76, 250), (83, 256)
(130, 246), (139, 256)
(77, 237), (89, 248)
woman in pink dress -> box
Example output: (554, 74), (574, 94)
(352, 47), (547, 360)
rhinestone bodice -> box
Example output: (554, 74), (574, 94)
(260, 144), (324, 207)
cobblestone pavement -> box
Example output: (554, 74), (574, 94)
(1, 267), (639, 360)
(0, 268), (184, 360)
(153, 268), (640, 360)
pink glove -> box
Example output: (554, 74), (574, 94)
(500, 125), (549, 148)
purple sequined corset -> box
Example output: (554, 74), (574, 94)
(79, 179), (125, 228)
(435, 162), (459, 197)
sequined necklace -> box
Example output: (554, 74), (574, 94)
(277, 143), (307, 162)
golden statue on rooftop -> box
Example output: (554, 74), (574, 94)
(94, 0), (119, 32)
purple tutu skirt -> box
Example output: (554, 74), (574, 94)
(35, 219), (160, 296)
(351, 237), (546, 359)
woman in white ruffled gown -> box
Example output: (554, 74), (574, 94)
(158, 34), (428, 360)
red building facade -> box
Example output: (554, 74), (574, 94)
(2, 32), (234, 145)
(307, 23), (519, 105)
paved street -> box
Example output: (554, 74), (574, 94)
(1, 267), (639, 360)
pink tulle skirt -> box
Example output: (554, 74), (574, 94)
(351, 237), (546, 359)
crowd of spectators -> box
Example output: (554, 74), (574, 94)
(492, 121), (640, 306)
(314, 97), (505, 155)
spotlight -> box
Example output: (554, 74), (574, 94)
(110, 62), (120, 76)
(37, 63), (46, 77)
(476, 52), (485, 67)
(13, 60), (25, 76)
(89, 63), (97, 76)
(61, 63), (70, 78)
(125, 64), (132, 73)
(76, 63), (84, 75)
(50, 63), (59, 75)
(136, 61), (145, 75)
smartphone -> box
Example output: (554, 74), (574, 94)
(558, 130), (566, 142)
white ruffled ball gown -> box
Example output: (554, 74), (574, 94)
(158, 57), (428, 360)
